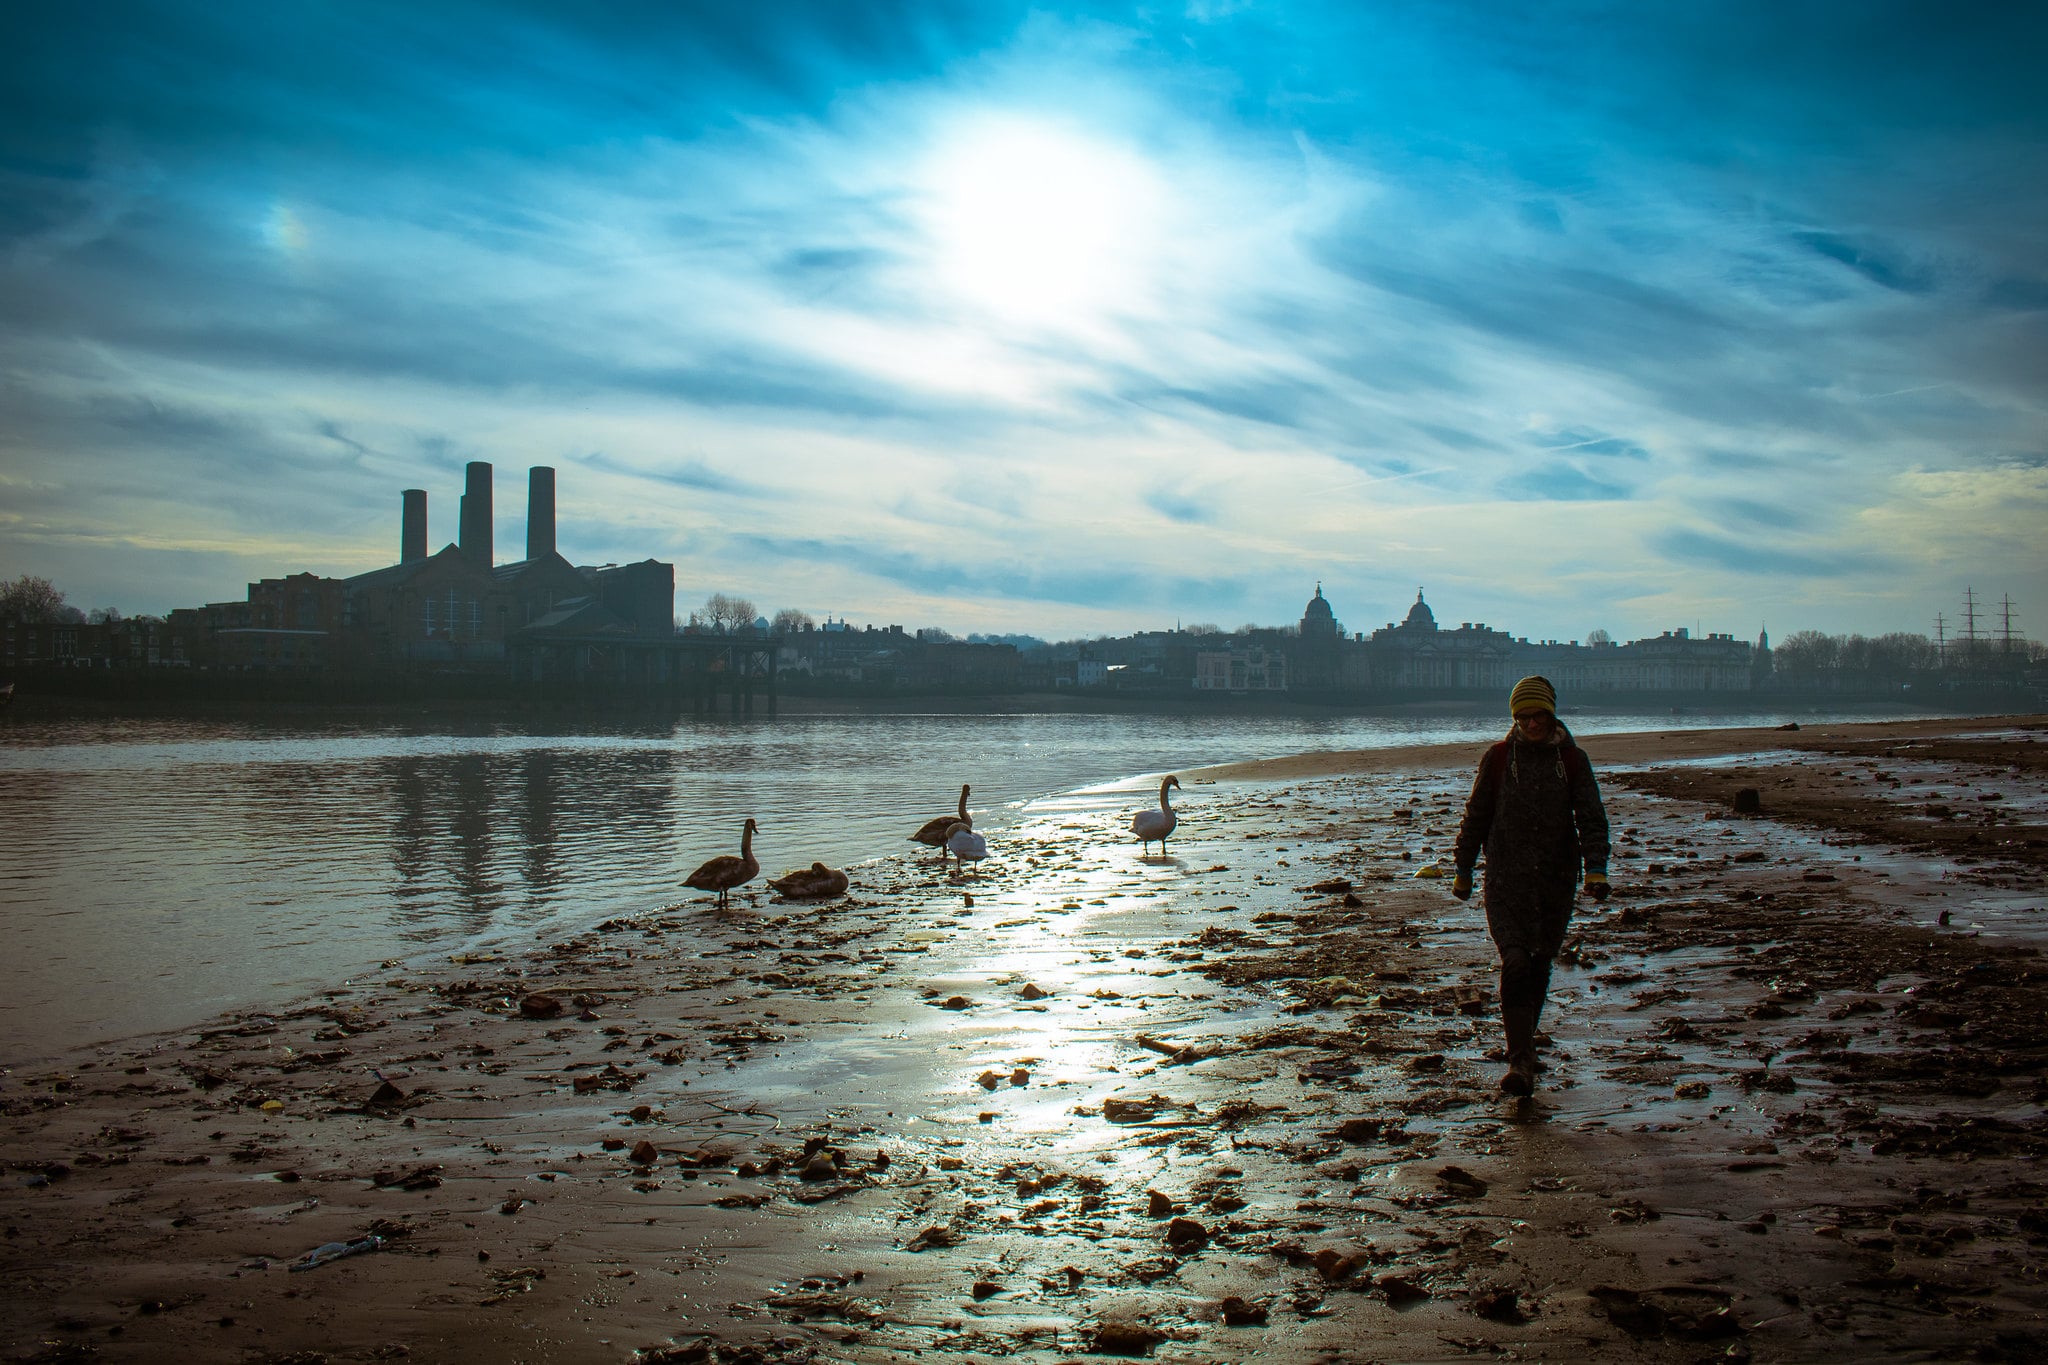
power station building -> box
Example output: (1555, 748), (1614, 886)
(337, 462), (675, 673)
(127, 463), (678, 679)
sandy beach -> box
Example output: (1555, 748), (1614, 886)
(5, 713), (2046, 1364)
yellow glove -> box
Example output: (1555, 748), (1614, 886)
(1451, 870), (1473, 901)
(1584, 870), (1610, 902)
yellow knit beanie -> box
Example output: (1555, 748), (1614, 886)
(1509, 675), (1556, 716)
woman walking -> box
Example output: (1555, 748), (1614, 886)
(1452, 675), (1611, 1096)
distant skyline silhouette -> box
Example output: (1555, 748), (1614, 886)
(2, 2), (2043, 641)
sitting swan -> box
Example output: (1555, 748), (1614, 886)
(684, 817), (760, 909)
(944, 820), (988, 871)
(767, 862), (850, 899)
(911, 784), (971, 860)
(1131, 775), (1180, 855)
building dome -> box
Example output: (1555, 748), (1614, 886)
(1300, 583), (1341, 637)
(1403, 589), (1436, 631)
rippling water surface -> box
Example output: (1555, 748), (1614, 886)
(0, 703), (1931, 1061)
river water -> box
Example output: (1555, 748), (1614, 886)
(0, 703), (1936, 1063)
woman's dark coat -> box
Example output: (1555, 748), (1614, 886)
(1453, 723), (1610, 959)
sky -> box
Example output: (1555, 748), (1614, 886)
(2, 1), (2044, 645)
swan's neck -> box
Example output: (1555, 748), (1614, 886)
(1159, 782), (1175, 812)
(741, 824), (754, 858)
(957, 787), (970, 820)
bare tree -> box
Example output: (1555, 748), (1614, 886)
(1585, 628), (1612, 646)
(771, 608), (814, 634)
(0, 574), (69, 622)
(699, 593), (758, 633)
(1184, 623), (1222, 636)
(1772, 629), (1838, 677)
(90, 606), (124, 625)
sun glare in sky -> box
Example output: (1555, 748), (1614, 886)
(917, 117), (1167, 329)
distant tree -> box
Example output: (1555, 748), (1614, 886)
(967, 632), (1048, 651)
(1772, 629), (1838, 677)
(89, 606), (124, 625)
(0, 574), (69, 623)
(699, 593), (758, 633)
(1837, 634), (1873, 675)
(1585, 628), (1612, 646)
(771, 608), (814, 634)
(917, 627), (959, 643)
(1867, 632), (1937, 681)
(1184, 623), (1222, 636)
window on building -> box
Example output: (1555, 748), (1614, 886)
(424, 598), (436, 635)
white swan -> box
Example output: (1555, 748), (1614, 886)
(944, 820), (988, 870)
(1131, 775), (1180, 854)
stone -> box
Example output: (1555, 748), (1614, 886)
(1088, 1321), (1167, 1356)
(1378, 1274), (1429, 1305)
(1311, 1248), (1364, 1281)
(1102, 1097), (1160, 1124)
(1436, 1164), (1488, 1196)
(1471, 1286), (1525, 1322)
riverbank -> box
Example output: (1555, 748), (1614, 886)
(4, 675), (2024, 723)
(4, 715), (2045, 1362)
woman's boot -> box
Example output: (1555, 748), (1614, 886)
(1499, 1004), (1538, 1096)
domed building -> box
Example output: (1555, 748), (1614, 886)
(1362, 588), (1516, 692)
(1289, 582), (1351, 689)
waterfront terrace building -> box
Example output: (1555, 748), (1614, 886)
(1362, 590), (1517, 692)
(1194, 644), (1290, 691)
(1513, 628), (1752, 693)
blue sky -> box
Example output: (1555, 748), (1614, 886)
(2, 1), (2043, 643)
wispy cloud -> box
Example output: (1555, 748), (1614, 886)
(1, 1), (2043, 640)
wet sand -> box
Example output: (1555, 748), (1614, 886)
(4, 715), (2046, 1363)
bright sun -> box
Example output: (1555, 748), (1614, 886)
(917, 117), (1165, 329)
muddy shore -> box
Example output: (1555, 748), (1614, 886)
(4, 715), (2046, 1364)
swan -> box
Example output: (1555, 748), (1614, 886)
(685, 817), (760, 908)
(911, 784), (971, 860)
(944, 820), (988, 871)
(1131, 775), (1180, 854)
(767, 862), (850, 899)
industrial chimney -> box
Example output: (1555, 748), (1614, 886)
(459, 461), (493, 565)
(401, 489), (427, 564)
(527, 466), (556, 560)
